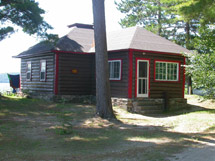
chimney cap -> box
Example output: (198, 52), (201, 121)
(68, 23), (94, 29)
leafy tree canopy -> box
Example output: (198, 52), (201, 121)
(173, 0), (215, 24)
(193, 27), (215, 54)
(185, 51), (215, 98)
(115, 0), (176, 36)
(115, 0), (200, 48)
(0, 0), (58, 41)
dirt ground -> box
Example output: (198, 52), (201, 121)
(0, 95), (215, 161)
(169, 146), (215, 161)
(168, 96), (215, 161)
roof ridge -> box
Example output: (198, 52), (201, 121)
(129, 26), (139, 49)
(136, 27), (184, 47)
(66, 26), (76, 36)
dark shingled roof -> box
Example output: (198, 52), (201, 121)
(15, 24), (189, 58)
(16, 25), (94, 58)
(16, 41), (54, 57)
(89, 26), (190, 54)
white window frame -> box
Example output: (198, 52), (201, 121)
(155, 61), (179, 82)
(40, 60), (46, 81)
(108, 60), (122, 80)
(26, 61), (31, 81)
(137, 59), (149, 97)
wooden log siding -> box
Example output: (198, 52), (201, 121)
(108, 51), (129, 98)
(57, 53), (95, 95)
(132, 51), (185, 98)
(21, 54), (55, 94)
(90, 51), (129, 98)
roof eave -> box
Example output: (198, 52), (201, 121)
(13, 50), (53, 58)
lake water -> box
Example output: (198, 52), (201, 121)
(0, 83), (11, 93)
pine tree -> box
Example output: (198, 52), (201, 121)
(115, 0), (178, 37)
(92, 0), (116, 119)
(0, 0), (57, 41)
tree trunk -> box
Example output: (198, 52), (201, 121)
(92, 0), (115, 119)
(187, 76), (193, 95)
(185, 22), (193, 95)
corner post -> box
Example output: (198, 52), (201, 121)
(54, 52), (59, 95)
(128, 49), (133, 98)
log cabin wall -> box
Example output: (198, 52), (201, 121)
(57, 53), (94, 95)
(132, 51), (185, 98)
(108, 51), (129, 98)
(21, 54), (55, 95)
(57, 51), (129, 98)
(91, 51), (130, 98)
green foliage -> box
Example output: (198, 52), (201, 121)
(193, 27), (215, 54)
(174, 0), (215, 25)
(0, 0), (58, 41)
(185, 52), (215, 98)
(184, 27), (215, 98)
(115, 0), (199, 49)
(115, 0), (175, 36)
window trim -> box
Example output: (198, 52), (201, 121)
(26, 61), (31, 81)
(154, 60), (180, 83)
(40, 60), (47, 82)
(108, 59), (122, 81)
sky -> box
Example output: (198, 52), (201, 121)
(0, 0), (124, 74)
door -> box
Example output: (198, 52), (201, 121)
(137, 60), (149, 97)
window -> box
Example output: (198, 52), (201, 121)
(26, 61), (31, 81)
(108, 60), (121, 80)
(155, 61), (179, 81)
(40, 60), (46, 81)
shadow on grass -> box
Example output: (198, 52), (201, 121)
(141, 102), (215, 118)
(168, 103), (215, 115)
(1, 96), (215, 161)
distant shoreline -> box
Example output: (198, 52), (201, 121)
(0, 73), (19, 83)
(0, 83), (11, 92)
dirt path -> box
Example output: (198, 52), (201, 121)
(167, 95), (215, 161)
(169, 145), (215, 161)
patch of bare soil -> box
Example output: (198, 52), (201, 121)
(186, 95), (215, 109)
(1, 95), (215, 161)
(12, 115), (59, 140)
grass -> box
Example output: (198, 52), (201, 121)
(0, 95), (215, 160)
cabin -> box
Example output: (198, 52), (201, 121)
(14, 23), (189, 114)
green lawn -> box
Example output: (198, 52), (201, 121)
(0, 95), (215, 161)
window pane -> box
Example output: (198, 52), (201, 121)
(40, 61), (46, 81)
(40, 72), (45, 80)
(41, 62), (46, 72)
(158, 62), (166, 80)
(156, 62), (178, 81)
(139, 62), (147, 77)
(111, 62), (114, 78)
(26, 62), (31, 80)
(27, 63), (31, 72)
(109, 60), (121, 79)
(27, 72), (31, 80)
(138, 79), (142, 94)
(113, 62), (120, 78)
